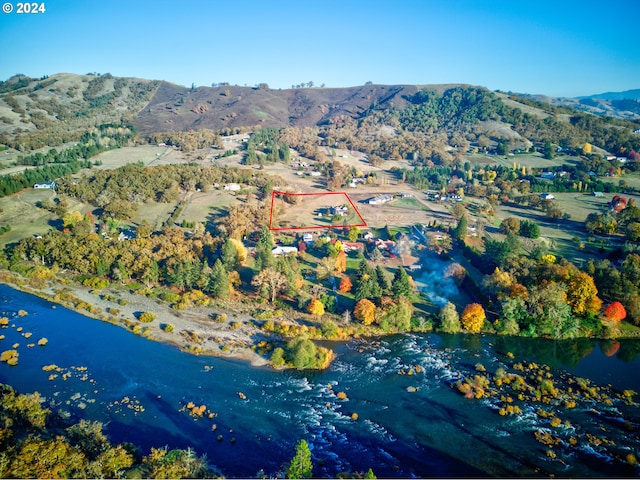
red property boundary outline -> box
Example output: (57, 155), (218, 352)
(269, 191), (367, 231)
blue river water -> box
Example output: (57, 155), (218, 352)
(1, 283), (639, 478)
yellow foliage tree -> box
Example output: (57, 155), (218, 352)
(334, 250), (347, 273)
(566, 271), (602, 316)
(461, 303), (486, 333)
(582, 142), (593, 155)
(307, 299), (325, 318)
(354, 299), (376, 325)
(229, 238), (248, 264)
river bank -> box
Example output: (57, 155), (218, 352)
(0, 271), (270, 367)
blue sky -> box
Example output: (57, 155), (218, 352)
(0, 0), (638, 97)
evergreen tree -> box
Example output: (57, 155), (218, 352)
(375, 265), (390, 293)
(220, 238), (237, 271)
(355, 263), (382, 301)
(286, 439), (313, 479)
(255, 226), (275, 271)
(453, 214), (467, 241)
(391, 267), (413, 299)
(208, 259), (230, 299)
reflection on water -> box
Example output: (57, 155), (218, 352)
(1, 285), (639, 478)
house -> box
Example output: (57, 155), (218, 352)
(368, 194), (394, 205)
(118, 229), (136, 242)
(593, 191), (604, 197)
(309, 171), (322, 177)
(33, 181), (56, 189)
(540, 193), (555, 200)
(406, 264), (422, 272)
(330, 205), (348, 216)
(342, 242), (364, 252)
(224, 183), (241, 191)
(272, 246), (298, 255)
(302, 233), (313, 243)
(540, 172), (555, 180)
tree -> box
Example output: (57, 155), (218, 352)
(566, 271), (602, 316)
(452, 203), (467, 220)
(499, 217), (521, 236)
(391, 267), (412, 299)
(334, 250), (347, 273)
(254, 226), (275, 271)
(453, 214), (467, 241)
(220, 238), (238, 271)
(307, 298), (325, 318)
(251, 268), (287, 303)
(461, 303), (486, 333)
(379, 297), (413, 332)
(348, 226), (360, 242)
(543, 140), (554, 160)
(604, 301), (626, 322)
(375, 265), (390, 293)
(354, 298), (376, 325)
(582, 142), (593, 155)
(439, 302), (461, 333)
(209, 259), (230, 299)
(63, 211), (84, 229)
(286, 439), (313, 479)
(338, 275), (353, 293)
(519, 219), (540, 239)
(229, 238), (247, 265)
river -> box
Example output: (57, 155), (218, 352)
(1, 284), (639, 477)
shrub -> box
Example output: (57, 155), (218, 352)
(271, 347), (285, 367)
(82, 277), (109, 289)
(160, 291), (181, 303)
(1, 349), (19, 365)
(161, 323), (175, 333)
(139, 312), (156, 323)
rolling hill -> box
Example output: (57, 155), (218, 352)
(1, 73), (639, 157)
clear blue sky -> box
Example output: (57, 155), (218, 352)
(0, 0), (638, 97)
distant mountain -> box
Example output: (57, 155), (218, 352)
(577, 89), (640, 101)
(517, 89), (640, 120)
(1, 73), (639, 157)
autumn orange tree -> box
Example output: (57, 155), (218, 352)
(461, 303), (486, 333)
(354, 298), (376, 325)
(338, 275), (353, 293)
(604, 301), (627, 322)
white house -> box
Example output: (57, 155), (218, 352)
(540, 193), (555, 200)
(272, 246), (298, 255)
(368, 194), (394, 205)
(224, 183), (241, 191)
(302, 233), (313, 243)
(33, 181), (56, 189)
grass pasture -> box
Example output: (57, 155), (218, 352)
(0, 189), (57, 246)
(179, 190), (240, 226)
(93, 145), (184, 170)
(132, 201), (176, 230)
